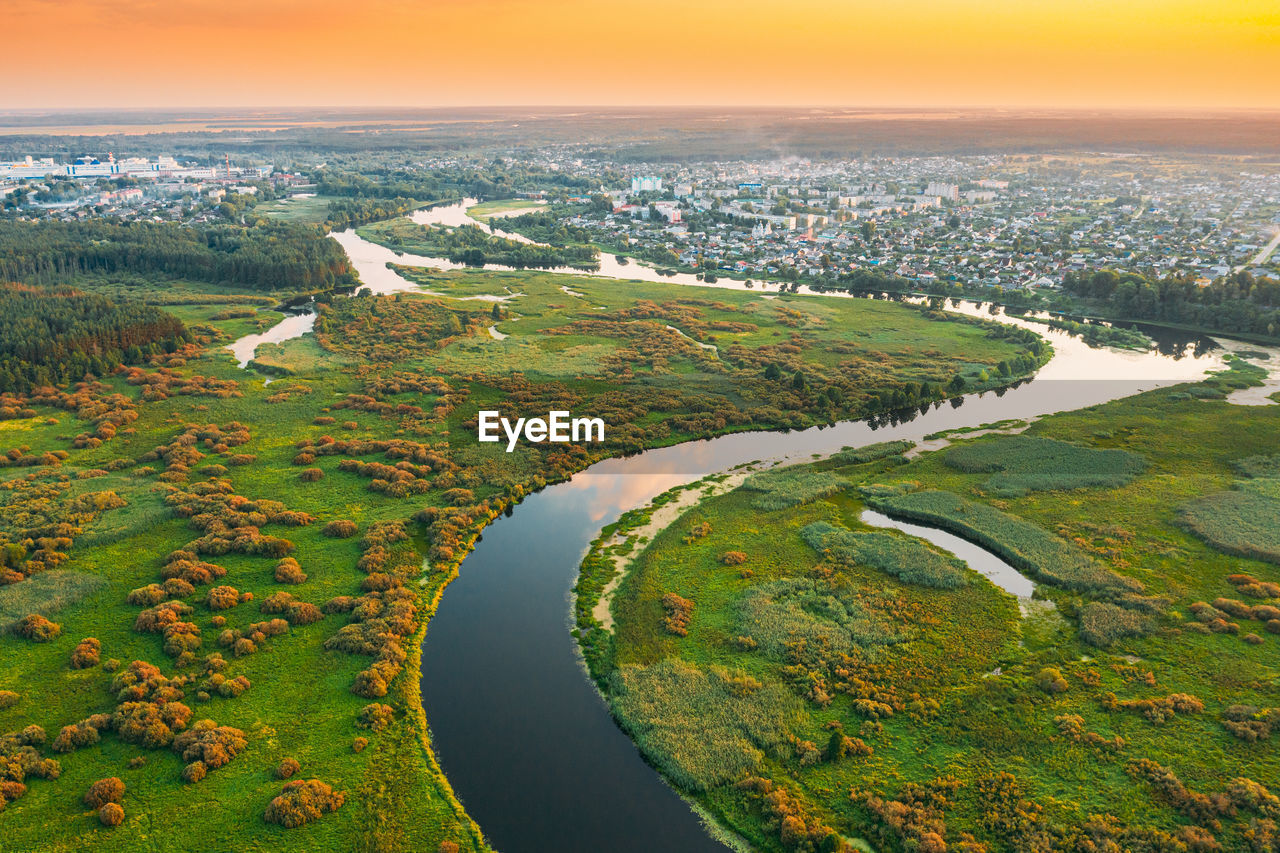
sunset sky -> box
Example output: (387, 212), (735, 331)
(5, 0), (1277, 110)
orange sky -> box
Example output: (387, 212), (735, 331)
(4, 0), (1278, 110)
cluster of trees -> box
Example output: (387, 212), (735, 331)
(499, 210), (596, 246)
(326, 196), (421, 229)
(419, 223), (598, 270)
(0, 283), (189, 393)
(1065, 268), (1280, 338)
(0, 219), (356, 293)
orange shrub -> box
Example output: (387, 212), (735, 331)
(98, 802), (124, 827)
(70, 637), (101, 669)
(84, 777), (125, 809)
(206, 586), (241, 611)
(263, 779), (346, 828)
(13, 614), (60, 642)
(274, 558), (307, 585)
(323, 520), (358, 538)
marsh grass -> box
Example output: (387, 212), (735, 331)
(945, 435), (1147, 497)
(609, 658), (805, 791)
(0, 570), (107, 631)
(1182, 477), (1280, 564)
(741, 467), (846, 510)
(732, 578), (903, 658)
(801, 520), (968, 589)
(866, 489), (1142, 598)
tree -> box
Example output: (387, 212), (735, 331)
(764, 363), (782, 381)
(791, 370), (806, 390)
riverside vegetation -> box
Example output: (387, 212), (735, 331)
(0, 215), (1043, 851)
(577, 361), (1280, 852)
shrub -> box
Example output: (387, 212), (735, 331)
(126, 584), (166, 606)
(357, 703), (394, 731)
(299, 467), (323, 482)
(1221, 705), (1280, 741)
(0, 690), (18, 709)
(172, 720), (247, 774)
(1079, 602), (1152, 648)
(84, 777), (125, 808)
(1227, 573), (1280, 599)
(206, 586), (241, 611)
(352, 737), (368, 753)
(323, 520), (358, 538)
(70, 637), (101, 669)
(945, 435), (1147, 497)
(1105, 692), (1204, 724)
(274, 558), (307, 585)
(720, 551), (748, 566)
(181, 761), (207, 783)
(263, 779), (346, 828)
(13, 613), (60, 642)
(323, 596), (356, 614)
(661, 593), (694, 637)
(114, 701), (192, 748)
(98, 802), (124, 827)
(276, 758), (300, 779)
(1035, 667), (1069, 694)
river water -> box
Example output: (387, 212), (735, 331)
(228, 201), (1227, 852)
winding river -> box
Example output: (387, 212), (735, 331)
(230, 199), (1231, 852)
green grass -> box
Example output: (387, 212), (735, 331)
(1182, 477), (1280, 564)
(800, 520), (969, 589)
(252, 195), (337, 225)
(944, 434), (1147, 497)
(465, 199), (546, 220)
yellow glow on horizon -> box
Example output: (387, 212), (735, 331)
(4, 0), (1277, 109)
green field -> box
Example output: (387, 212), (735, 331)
(465, 198), (546, 220)
(251, 194), (334, 225)
(579, 370), (1280, 852)
(0, 263), (1043, 851)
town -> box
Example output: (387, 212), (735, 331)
(4, 148), (1277, 294)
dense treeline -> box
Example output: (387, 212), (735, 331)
(429, 224), (597, 270)
(0, 283), (189, 392)
(498, 211), (596, 246)
(1065, 269), (1280, 338)
(0, 220), (356, 293)
(325, 197), (421, 230)
(315, 161), (599, 204)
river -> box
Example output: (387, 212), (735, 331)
(228, 201), (1227, 852)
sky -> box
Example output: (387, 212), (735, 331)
(4, 0), (1278, 110)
